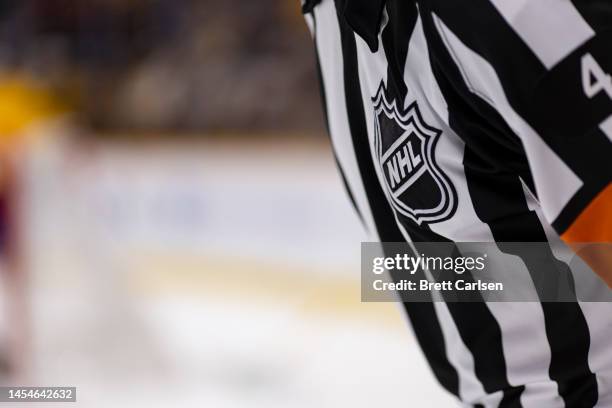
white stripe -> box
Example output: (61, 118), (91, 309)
(313, 0), (377, 239)
(488, 0), (594, 69)
(432, 12), (583, 224)
(303, 13), (315, 36)
(599, 114), (612, 143)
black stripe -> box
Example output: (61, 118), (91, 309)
(335, 0), (404, 243)
(341, 0), (385, 52)
(334, 3), (461, 397)
(312, 11), (366, 228)
(425, 8), (599, 402)
(381, 0), (418, 103)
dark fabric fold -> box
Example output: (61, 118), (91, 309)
(341, 0), (386, 52)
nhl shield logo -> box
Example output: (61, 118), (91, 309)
(372, 83), (457, 225)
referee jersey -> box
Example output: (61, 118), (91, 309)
(302, 0), (612, 406)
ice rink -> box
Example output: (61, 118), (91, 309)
(15, 133), (457, 407)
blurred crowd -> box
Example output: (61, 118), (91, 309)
(0, 0), (324, 133)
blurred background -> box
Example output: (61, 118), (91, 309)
(0, 1), (455, 407)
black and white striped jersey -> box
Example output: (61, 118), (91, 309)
(302, 0), (612, 406)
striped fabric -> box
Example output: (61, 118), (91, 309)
(303, 0), (612, 406)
